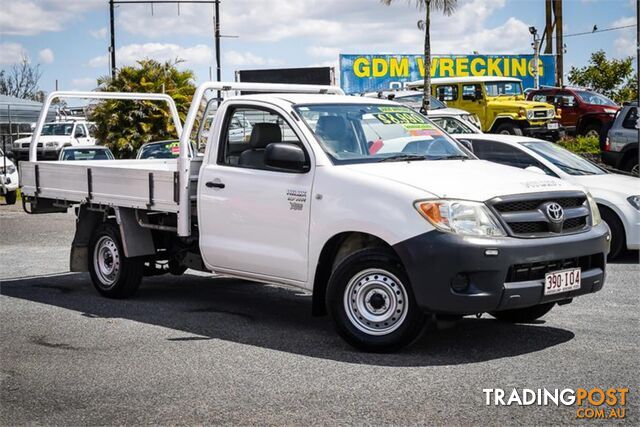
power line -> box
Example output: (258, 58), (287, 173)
(563, 24), (636, 39)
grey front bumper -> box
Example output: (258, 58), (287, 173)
(392, 222), (610, 314)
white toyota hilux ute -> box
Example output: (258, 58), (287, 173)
(19, 83), (610, 352)
(13, 120), (96, 160)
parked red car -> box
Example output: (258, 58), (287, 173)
(526, 87), (619, 138)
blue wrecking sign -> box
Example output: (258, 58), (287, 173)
(339, 54), (556, 94)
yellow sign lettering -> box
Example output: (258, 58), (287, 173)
(353, 57), (370, 78)
(471, 58), (486, 76)
(455, 57), (470, 76)
(440, 58), (454, 77)
(487, 58), (503, 76)
(390, 57), (409, 77)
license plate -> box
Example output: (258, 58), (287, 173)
(547, 122), (559, 130)
(544, 268), (581, 296)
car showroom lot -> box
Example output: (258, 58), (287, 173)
(1, 203), (638, 425)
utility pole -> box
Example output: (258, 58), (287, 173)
(554, 0), (563, 86)
(109, 0), (117, 80)
(214, 0), (221, 82)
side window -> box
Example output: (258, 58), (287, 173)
(471, 140), (553, 173)
(461, 84), (481, 101)
(622, 107), (637, 130)
(436, 85), (458, 102)
(74, 124), (87, 138)
(555, 93), (577, 108)
(532, 93), (551, 103)
(219, 107), (305, 171)
(87, 123), (97, 138)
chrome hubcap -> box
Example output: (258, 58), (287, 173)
(93, 236), (120, 288)
(632, 164), (639, 176)
(344, 269), (408, 336)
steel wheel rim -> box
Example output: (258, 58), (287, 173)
(344, 268), (408, 336)
(93, 235), (120, 288)
(632, 163), (639, 176)
(585, 129), (599, 138)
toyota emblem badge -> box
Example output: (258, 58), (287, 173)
(545, 202), (564, 222)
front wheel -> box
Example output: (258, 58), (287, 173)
(89, 222), (143, 298)
(490, 302), (555, 323)
(326, 248), (425, 352)
(600, 206), (625, 260)
(494, 122), (524, 135)
(622, 156), (639, 176)
(4, 190), (16, 205)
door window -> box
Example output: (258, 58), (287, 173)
(555, 93), (577, 108)
(435, 85), (458, 102)
(461, 84), (481, 101)
(219, 107), (307, 170)
(471, 139), (554, 174)
(622, 107), (638, 130)
(532, 93), (552, 103)
(74, 124), (87, 138)
(86, 123), (97, 138)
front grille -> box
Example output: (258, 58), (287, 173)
(490, 193), (590, 237)
(22, 142), (30, 148)
(506, 253), (604, 282)
(494, 197), (585, 213)
(533, 109), (549, 118)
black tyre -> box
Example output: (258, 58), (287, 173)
(490, 302), (555, 323)
(89, 222), (143, 298)
(622, 156), (639, 176)
(4, 190), (16, 205)
(581, 123), (601, 139)
(600, 206), (625, 260)
(495, 122), (524, 136)
(326, 248), (425, 352)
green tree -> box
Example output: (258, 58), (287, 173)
(90, 59), (195, 158)
(381, 0), (457, 113)
(567, 50), (637, 103)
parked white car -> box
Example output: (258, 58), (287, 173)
(12, 120), (97, 160)
(458, 134), (639, 259)
(0, 147), (19, 205)
(430, 114), (481, 135)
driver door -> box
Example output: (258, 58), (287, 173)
(458, 83), (485, 128)
(73, 123), (90, 146)
(198, 104), (315, 283)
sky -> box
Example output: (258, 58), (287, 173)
(0, 0), (637, 94)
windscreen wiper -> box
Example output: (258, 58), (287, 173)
(378, 154), (427, 162)
(429, 155), (470, 160)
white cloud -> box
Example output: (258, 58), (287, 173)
(224, 50), (281, 67)
(0, 0), (103, 36)
(88, 43), (213, 68)
(70, 77), (98, 91)
(38, 48), (55, 64)
(611, 16), (636, 57)
(90, 27), (108, 39)
(0, 43), (27, 65)
(307, 46), (341, 59)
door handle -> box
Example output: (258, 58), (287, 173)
(206, 181), (225, 189)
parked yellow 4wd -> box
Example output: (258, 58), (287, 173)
(409, 76), (564, 140)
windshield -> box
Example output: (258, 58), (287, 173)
(138, 141), (181, 159)
(574, 90), (617, 107)
(295, 104), (471, 165)
(522, 140), (605, 175)
(430, 116), (476, 134)
(62, 148), (113, 161)
(485, 81), (523, 97)
(394, 94), (446, 109)
(41, 123), (73, 136)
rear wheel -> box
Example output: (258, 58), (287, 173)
(326, 248), (425, 352)
(600, 206), (625, 260)
(622, 156), (639, 176)
(89, 222), (143, 298)
(495, 122), (523, 136)
(4, 190), (16, 205)
(581, 123), (601, 138)
(490, 302), (555, 323)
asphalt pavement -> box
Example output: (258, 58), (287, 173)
(1, 202), (638, 425)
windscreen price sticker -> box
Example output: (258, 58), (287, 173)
(373, 111), (425, 126)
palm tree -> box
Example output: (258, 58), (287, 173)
(90, 59), (196, 158)
(381, 0), (457, 113)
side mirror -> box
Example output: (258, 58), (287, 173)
(457, 139), (474, 152)
(265, 143), (309, 172)
(525, 165), (547, 175)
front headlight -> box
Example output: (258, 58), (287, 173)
(604, 108), (617, 115)
(415, 200), (506, 237)
(0, 165), (16, 174)
(586, 192), (601, 226)
(547, 108), (555, 118)
(526, 109), (535, 120)
(627, 195), (640, 211)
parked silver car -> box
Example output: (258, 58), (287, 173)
(602, 102), (639, 175)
